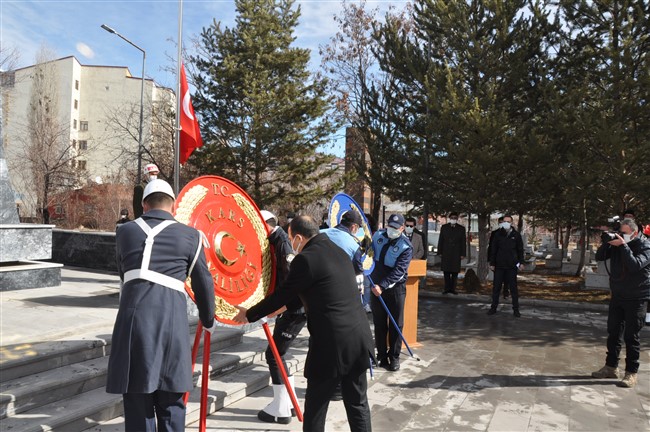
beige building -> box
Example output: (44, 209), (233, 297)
(1, 56), (174, 217)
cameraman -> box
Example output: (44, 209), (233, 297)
(591, 219), (650, 388)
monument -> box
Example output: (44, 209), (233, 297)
(0, 137), (62, 290)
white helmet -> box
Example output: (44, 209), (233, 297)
(142, 179), (175, 203)
(143, 163), (159, 175)
(260, 210), (277, 223)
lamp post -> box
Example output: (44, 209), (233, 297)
(101, 24), (146, 184)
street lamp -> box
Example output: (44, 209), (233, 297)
(101, 24), (146, 184)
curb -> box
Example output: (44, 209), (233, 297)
(419, 290), (609, 312)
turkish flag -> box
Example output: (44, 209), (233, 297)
(179, 63), (203, 164)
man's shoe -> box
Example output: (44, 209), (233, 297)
(258, 409), (291, 425)
(378, 359), (390, 370)
(591, 365), (620, 379)
(442, 290), (449, 295)
(513, 310), (521, 318)
(388, 358), (400, 371)
(617, 372), (637, 388)
(487, 308), (497, 315)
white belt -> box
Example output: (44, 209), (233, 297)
(122, 218), (191, 294)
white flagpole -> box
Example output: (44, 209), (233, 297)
(174, 0), (183, 195)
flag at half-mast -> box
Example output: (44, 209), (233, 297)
(179, 63), (203, 164)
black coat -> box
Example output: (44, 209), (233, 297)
(489, 228), (524, 269)
(437, 223), (467, 272)
(247, 234), (374, 379)
(596, 237), (650, 300)
(107, 210), (215, 394)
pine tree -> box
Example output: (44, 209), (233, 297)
(190, 0), (340, 210)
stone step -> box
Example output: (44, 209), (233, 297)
(1, 343), (308, 432)
(0, 327), (246, 420)
(0, 260), (63, 290)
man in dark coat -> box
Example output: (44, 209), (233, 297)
(107, 179), (216, 432)
(437, 212), (466, 294)
(488, 216), (510, 299)
(488, 214), (525, 317)
(405, 216), (426, 260)
(256, 210), (306, 424)
(591, 218), (650, 388)
(234, 216), (374, 432)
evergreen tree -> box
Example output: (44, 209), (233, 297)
(190, 0), (340, 210)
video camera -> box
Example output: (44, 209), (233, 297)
(601, 216), (621, 242)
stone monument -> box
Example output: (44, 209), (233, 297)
(0, 140), (62, 290)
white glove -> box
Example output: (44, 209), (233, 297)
(356, 274), (365, 294)
(203, 320), (218, 335)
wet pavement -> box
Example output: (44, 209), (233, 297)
(195, 295), (650, 431)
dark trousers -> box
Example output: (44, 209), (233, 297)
(443, 272), (458, 292)
(605, 297), (646, 373)
(303, 370), (371, 432)
(123, 391), (185, 432)
(266, 312), (307, 384)
(371, 282), (406, 361)
(491, 267), (519, 310)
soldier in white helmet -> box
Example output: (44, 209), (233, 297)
(133, 163), (160, 218)
(107, 179), (217, 431)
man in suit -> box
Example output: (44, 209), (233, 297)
(404, 217), (425, 260)
(107, 179), (217, 432)
(437, 212), (466, 295)
(488, 214), (525, 317)
(234, 215), (374, 432)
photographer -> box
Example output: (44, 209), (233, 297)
(591, 219), (650, 388)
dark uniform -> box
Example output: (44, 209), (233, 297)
(489, 227), (524, 313)
(246, 234), (374, 432)
(437, 222), (467, 294)
(370, 228), (413, 369)
(107, 209), (215, 432)
(265, 226), (306, 385)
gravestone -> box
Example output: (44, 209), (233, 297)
(545, 248), (563, 269)
(585, 260), (611, 290)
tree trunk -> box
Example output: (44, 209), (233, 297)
(576, 199), (588, 277)
(563, 221), (572, 258)
(477, 212), (491, 283)
(466, 212), (472, 262)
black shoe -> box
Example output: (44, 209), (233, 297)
(442, 290), (449, 295)
(388, 358), (400, 371)
(487, 308), (497, 315)
(258, 409), (291, 425)
(513, 310), (521, 318)
(378, 358), (390, 370)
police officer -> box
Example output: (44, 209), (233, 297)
(107, 179), (217, 432)
(132, 163), (160, 218)
(370, 214), (413, 372)
(256, 210), (307, 424)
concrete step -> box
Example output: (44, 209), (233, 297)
(0, 326), (245, 420)
(1, 339), (308, 432)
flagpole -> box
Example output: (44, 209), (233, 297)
(174, 0), (183, 195)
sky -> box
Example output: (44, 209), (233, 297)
(1, 0), (407, 156)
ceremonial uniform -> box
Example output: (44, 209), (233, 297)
(247, 233), (374, 432)
(107, 208), (215, 432)
(370, 227), (413, 369)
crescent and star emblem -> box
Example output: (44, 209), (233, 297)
(214, 231), (246, 266)
(183, 90), (194, 121)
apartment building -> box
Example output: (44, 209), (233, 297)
(1, 56), (173, 217)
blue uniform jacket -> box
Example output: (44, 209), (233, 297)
(370, 230), (413, 289)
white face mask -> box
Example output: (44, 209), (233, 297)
(146, 173), (158, 182)
(387, 227), (401, 239)
(500, 222), (511, 230)
(290, 235), (302, 254)
(449, 219), (458, 225)
(405, 226), (414, 235)
(623, 233), (634, 242)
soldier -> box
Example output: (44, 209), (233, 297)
(107, 179), (217, 432)
(132, 163), (160, 218)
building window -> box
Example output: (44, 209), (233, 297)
(80, 121), (88, 131)
(74, 99), (78, 109)
(73, 119), (77, 129)
(79, 140), (88, 150)
(78, 160), (87, 170)
(75, 80), (79, 90)
(71, 139), (77, 149)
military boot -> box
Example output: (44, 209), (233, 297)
(591, 365), (620, 379)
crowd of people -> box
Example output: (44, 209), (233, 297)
(107, 171), (649, 431)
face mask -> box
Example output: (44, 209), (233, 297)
(623, 233), (634, 242)
(387, 227), (401, 239)
(146, 174), (157, 182)
(449, 219), (457, 225)
(291, 235), (302, 254)
(500, 222), (511, 230)
(405, 227), (414, 235)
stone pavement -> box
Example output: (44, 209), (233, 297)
(192, 294), (650, 431)
(1, 267), (649, 431)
